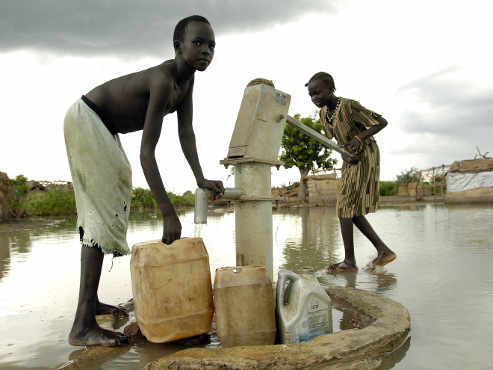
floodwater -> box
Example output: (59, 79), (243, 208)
(1, 204), (493, 369)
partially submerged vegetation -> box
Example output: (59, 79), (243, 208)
(7, 174), (194, 218)
(379, 181), (396, 196)
(131, 187), (194, 212)
(24, 187), (76, 216)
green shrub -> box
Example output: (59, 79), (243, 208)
(379, 181), (396, 196)
(131, 188), (194, 211)
(131, 187), (157, 210)
(8, 175), (29, 217)
(24, 190), (76, 216)
(167, 190), (195, 208)
(7, 174), (195, 217)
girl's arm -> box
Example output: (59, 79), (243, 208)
(346, 117), (387, 154)
(358, 115), (387, 141)
(345, 101), (388, 154)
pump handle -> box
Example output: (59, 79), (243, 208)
(286, 115), (357, 159)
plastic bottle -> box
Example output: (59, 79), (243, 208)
(130, 238), (213, 343)
(276, 269), (332, 344)
(214, 265), (276, 347)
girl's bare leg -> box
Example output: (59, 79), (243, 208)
(328, 217), (358, 272)
(352, 215), (396, 267)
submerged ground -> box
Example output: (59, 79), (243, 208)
(1, 204), (492, 369)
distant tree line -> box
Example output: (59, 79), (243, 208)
(7, 174), (194, 218)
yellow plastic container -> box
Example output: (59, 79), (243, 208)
(214, 265), (276, 347)
(130, 238), (213, 343)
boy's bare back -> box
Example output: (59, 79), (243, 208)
(85, 62), (192, 134)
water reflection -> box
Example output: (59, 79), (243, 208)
(67, 346), (131, 369)
(0, 230), (10, 280)
(0, 218), (80, 281)
(379, 336), (412, 369)
(279, 207), (340, 273)
(0, 221), (36, 280)
(8, 227), (32, 255)
(325, 269), (398, 293)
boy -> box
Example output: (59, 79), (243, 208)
(64, 15), (224, 346)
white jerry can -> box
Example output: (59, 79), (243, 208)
(276, 270), (333, 344)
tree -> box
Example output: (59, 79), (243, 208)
(396, 167), (421, 184)
(280, 114), (337, 200)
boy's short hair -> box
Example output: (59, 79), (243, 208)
(173, 15), (211, 43)
(305, 72), (336, 92)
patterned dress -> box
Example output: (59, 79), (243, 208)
(320, 98), (381, 218)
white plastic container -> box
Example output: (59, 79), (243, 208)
(276, 269), (332, 344)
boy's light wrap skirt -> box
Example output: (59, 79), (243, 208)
(64, 98), (132, 256)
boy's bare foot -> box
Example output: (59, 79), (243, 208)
(96, 301), (128, 317)
(328, 260), (358, 273)
(371, 250), (397, 268)
(69, 324), (129, 347)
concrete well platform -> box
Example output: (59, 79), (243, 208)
(144, 286), (410, 370)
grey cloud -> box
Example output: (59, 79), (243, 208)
(392, 68), (493, 163)
(1, 0), (337, 57)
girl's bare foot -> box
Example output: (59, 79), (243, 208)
(371, 250), (397, 268)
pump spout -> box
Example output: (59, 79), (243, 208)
(194, 188), (243, 224)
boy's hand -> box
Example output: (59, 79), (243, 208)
(198, 179), (224, 200)
(162, 212), (182, 245)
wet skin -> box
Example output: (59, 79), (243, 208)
(70, 21), (224, 347)
(307, 78), (396, 272)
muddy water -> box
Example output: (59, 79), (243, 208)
(1, 204), (492, 369)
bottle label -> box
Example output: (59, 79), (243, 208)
(295, 307), (331, 342)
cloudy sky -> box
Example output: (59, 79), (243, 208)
(1, 0), (492, 192)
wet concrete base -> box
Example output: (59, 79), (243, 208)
(144, 286), (411, 370)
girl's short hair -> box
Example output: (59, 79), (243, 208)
(305, 72), (336, 92)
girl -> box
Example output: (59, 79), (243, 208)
(306, 72), (396, 272)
